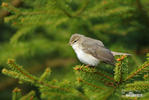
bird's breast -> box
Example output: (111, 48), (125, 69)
(72, 44), (99, 66)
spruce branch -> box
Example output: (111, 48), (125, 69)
(114, 55), (128, 83)
(20, 91), (35, 100)
(74, 65), (115, 82)
(55, 0), (72, 17)
(73, 0), (90, 17)
(77, 78), (105, 90)
(2, 68), (35, 83)
(124, 81), (149, 92)
(38, 81), (70, 92)
(114, 62), (122, 83)
(125, 61), (149, 81)
(0, 0), (22, 23)
(7, 59), (37, 81)
(74, 65), (116, 88)
(1, 2), (20, 14)
(55, 0), (89, 18)
(12, 87), (21, 100)
(38, 68), (51, 82)
(3, 59), (71, 92)
(144, 74), (149, 81)
(10, 27), (34, 44)
(95, 70), (115, 82)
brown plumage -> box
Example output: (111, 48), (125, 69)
(69, 33), (130, 66)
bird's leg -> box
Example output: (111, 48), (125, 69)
(79, 64), (84, 70)
(85, 65), (96, 69)
(80, 64), (89, 69)
(85, 64), (90, 68)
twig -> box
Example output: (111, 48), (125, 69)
(8, 59), (70, 92)
(125, 63), (149, 81)
(77, 78), (105, 90)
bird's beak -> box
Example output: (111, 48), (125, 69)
(68, 42), (71, 46)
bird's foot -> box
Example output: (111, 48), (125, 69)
(80, 64), (89, 69)
(85, 64), (90, 68)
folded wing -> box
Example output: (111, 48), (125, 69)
(82, 37), (115, 65)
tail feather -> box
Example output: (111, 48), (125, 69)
(111, 51), (131, 56)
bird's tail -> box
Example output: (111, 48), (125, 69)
(111, 51), (131, 56)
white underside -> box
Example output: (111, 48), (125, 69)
(72, 44), (99, 66)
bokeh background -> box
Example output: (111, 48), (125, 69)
(0, 0), (149, 99)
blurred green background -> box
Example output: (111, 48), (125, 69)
(0, 0), (149, 99)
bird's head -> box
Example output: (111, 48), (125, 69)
(69, 33), (84, 46)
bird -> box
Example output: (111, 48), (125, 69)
(69, 33), (131, 66)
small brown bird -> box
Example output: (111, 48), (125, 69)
(69, 33), (131, 66)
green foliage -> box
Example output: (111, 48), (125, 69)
(2, 55), (149, 100)
(74, 55), (149, 100)
(125, 56), (149, 82)
(114, 56), (129, 83)
(125, 81), (149, 92)
(2, 59), (86, 100)
(0, 0), (149, 99)
(0, 0), (148, 65)
(0, 0), (148, 66)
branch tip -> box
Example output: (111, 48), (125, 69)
(45, 68), (51, 72)
(8, 59), (15, 64)
(1, 2), (8, 7)
(13, 88), (21, 93)
(116, 55), (127, 61)
(2, 68), (7, 73)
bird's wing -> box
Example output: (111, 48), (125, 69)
(82, 39), (115, 65)
(85, 37), (105, 47)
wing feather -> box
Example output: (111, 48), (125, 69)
(81, 37), (115, 65)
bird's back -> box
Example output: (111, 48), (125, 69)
(81, 36), (115, 65)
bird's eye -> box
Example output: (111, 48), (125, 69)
(73, 39), (79, 43)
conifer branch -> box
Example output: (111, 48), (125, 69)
(114, 55), (128, 83)
(95, 70), (115, 82)
(61, 8), (72, 18)
(124, 81), (149, 92)
(1, 2), (20, 14)
(20, 91), (35, 100)
(12, 87), (21, 100)
(55, 0), (72, 18)
(8, 59), (37, 81)
(0, 0), (22, 20)
(39, 68), (51, 82)
(39, 81), (70, 92)
(2, 69), (70, 92)
(2, 68), (35, 83)
(74, 65), (115, 82)
(144, 74), (149, 80)
(125, 61), (149, 81)
(114, 62), (122, 83)
(77, 78), (105, 90)
(74, 65), (116, 88)
(73, 0), (90, 17)
(55, 0), (89, 18)
(3, 59), (71, 92)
